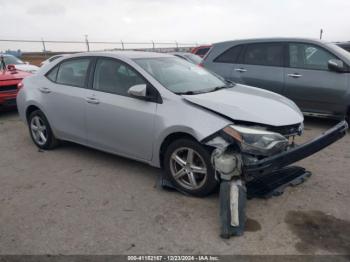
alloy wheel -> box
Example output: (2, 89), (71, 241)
(30, 115), (48, 146)
(170, 147), (208, 190)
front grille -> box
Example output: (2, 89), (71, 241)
(268, 123), (302, 137)
(0, 85), (17, 92)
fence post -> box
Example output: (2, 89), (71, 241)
(121, 40), (124, 50)
(175, 41), (179, 51)
(41, 38), (47, 55)
(151, 40), (155, 51)
(84, 35), (90, 52)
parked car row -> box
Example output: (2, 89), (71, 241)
(1, 37), (346, 238)
(16, 49), (347, 194)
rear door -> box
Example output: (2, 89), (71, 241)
(85, 57), (157, 161)
(231, 42), (286, 94)
(42, 58), (92, 143)
(284, 43), (348, 116)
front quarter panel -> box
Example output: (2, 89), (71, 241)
(151, 96), (232, 167)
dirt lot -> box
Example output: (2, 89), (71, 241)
(0, 110), (349, 255)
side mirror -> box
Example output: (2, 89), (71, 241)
(328, 59), (344, 73)
(128, 84), (147, 98)
(7, 64), (16, 71)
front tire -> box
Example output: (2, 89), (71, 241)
(163, 138), (218, 197)
(28, 110), (58, 150)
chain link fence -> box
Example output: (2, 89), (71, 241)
(0, 38), (201, 53)
(0, 38), (204, 65)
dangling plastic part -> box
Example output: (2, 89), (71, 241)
(220, 179), (247, 239)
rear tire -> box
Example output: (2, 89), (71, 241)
(163, 138), (218, 197)
(28, 110), (59, 150)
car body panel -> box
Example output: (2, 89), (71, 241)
(182, 84), (303, 126)
(15, 64), (39, 73)
(232, 64), (285, 94)
(284, 67), (349, 116)
(39, 78), (89, 144)
(0, 69), (31, 106)
(202, 38), (350, 119)
(85, 90), (157, 161)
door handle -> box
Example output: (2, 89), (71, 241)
(39, 87), (51, 94)
(288, 73), (302, 78)
(235, 68), (247, 73)
(86, 97), (100, 104)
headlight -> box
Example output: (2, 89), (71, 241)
(223, 125), (288, 156)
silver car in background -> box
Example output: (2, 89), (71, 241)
(16, 51), (347, 200)
(170, 52), (202, 64)
(202, 38), (350, 120)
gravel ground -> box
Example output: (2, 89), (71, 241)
(0, 110), (349, 255)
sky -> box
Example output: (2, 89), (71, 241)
(0, 0), (349, 52)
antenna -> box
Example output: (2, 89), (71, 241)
(320, 29), (323, 40)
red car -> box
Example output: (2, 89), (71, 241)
(191, 45), (212, 58)
(0, 65), (31, 108)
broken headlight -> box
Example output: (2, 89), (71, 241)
(223, 125), (288, 156)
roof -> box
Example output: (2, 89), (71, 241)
(213, 37), (323, 46)
(67, 50), (173, 59)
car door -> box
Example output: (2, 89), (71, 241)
(85, 57), (157, 161)
(41, 58), (92, 143)
(284, 43), (349, 116)
(231, 43), (286, 94)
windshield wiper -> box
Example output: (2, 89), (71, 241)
(175, 82), (236, 95)
(175, 91), (196, 95)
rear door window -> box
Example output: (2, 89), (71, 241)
(56, 58), (90, 87)
(243, 43), (284, 67)
(214, 45), (243, 63)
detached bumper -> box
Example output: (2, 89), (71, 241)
(244, 121), (348, 177)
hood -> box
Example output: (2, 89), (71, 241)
(183, 84), (304, 127)
(14, 64), (39, 73)
(0, 69), (31, 81)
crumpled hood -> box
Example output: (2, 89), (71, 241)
(183, 84), (304, 127)
(15, 64), (39, 73)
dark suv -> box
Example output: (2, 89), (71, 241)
(202, 38), (350, 120)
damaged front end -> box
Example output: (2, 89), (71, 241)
(203, 120), (348, 238)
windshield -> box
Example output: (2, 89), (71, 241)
(134, 57), (227, 94)
(2, 55), (24, 65)
(326, 42), (350, 60)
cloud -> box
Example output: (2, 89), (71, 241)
(26, 3), (66, 16)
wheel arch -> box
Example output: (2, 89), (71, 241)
(25, 105), (41, 123)
(158, 132), (198, 168)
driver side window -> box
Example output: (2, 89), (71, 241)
(289, 43), (337, 71)
(93, 58), (146, 96)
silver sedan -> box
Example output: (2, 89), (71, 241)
(17, 51), (308, 196)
